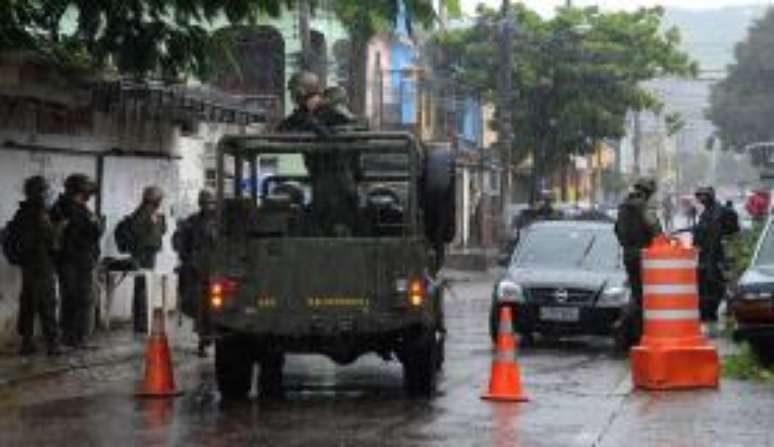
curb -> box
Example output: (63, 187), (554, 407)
(0, 343), (196, 388)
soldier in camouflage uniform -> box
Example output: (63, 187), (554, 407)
(693, 186), (728, 328)
(124, 186), (167, 333)
(51, 174), (103, 349)
(614, 178), (662, 348)
(11, 176), (62, 355)
(277, 71), (360, 236)
(173, 190), (218, 357)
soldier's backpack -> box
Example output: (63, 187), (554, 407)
(614, 200), (651, 249)
(1, 217), (23, 266)
(114, 214), (136, 254)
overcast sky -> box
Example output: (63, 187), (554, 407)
(461, 0), (772, 16)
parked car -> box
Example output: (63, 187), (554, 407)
(491, 220), (630, 349)
(729, 216), (774, 362)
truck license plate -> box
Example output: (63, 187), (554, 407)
(540, 307), (579, 322)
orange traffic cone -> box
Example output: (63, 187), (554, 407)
(136, 308), (183, 397)
(482, 306), (529, 402)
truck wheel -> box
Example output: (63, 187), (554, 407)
(258, 351), (285, 398)
(402, 330), (440, 397)
(215, 336), (254, 400)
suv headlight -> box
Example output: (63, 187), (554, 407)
(597, 286), (630, 307)
(497, 280), (525, 303)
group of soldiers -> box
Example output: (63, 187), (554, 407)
(614, 178), (740, 345)
(2, 174), (169, 356)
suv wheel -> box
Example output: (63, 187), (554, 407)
(215, 335), (254, 400)
(402, 329), (440, 397)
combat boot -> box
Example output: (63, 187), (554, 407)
(19, 338), (37, 356)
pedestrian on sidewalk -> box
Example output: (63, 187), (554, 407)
(51, 174), (104, 349)
(173, 190), (218, 357)
(6, 176), (62, 355)
(116, 186), (167, 334)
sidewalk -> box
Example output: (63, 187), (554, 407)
(0, 314), (198, 387)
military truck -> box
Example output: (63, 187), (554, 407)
(207, 131), (455, 398)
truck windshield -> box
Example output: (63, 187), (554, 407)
(218, 145), (415, 239)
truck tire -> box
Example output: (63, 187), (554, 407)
(258, 351), (285, 398)
(402, 329), (441, 397)
(423, 146), (456, 245)
(215, 335), (254, 400)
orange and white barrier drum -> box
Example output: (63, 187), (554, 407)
(630, 235), (719, 390)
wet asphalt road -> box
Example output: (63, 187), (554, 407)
(0, 270), (773, 446)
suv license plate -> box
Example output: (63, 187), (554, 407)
(540, 307), (580, 322)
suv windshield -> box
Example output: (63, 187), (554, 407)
(511, 225), (621, 271)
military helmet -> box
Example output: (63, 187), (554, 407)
(142, 185), (164, 204)
(633, 177), (657, 195)
(64, 173), (97, 196)
(288, 71), (322, 104)
(24, 175), (49, 198)
(695, 185), (716, 199)
(198, 189), (216, 207)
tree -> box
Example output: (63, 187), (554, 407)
(0, 1), (288, 80)
(433, 5), (696, 197)
(708, 7), (774, 152)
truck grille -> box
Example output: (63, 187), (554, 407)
(527, 287), (596, 305)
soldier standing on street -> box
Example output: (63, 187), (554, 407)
(614, 178), (663, 348)
(121, 186), (167, 334)
(8, 176), (62, 355)
(51, 174), (103, 349)
(693, 186), (730, 333)
(173, 190), (218, 357)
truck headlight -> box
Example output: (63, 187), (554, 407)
(597, 286), (630, 307)
(497, 280), (525, 304)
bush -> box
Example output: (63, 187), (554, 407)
(723, 342), (774, 381)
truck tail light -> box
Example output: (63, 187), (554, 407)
(408, 278), (425, 307)
(209, 277), (238, 310)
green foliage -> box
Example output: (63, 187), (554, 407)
(0, 0), (459, 82)
(0, 0), (294, 79)
(664, 112), (686, 136)
(708, 7), (774, 152)
(332, 0), (458, 41)
(727, 220), (765, 282)
(723, 342), (774, 381)
(433, 5), (696, 172)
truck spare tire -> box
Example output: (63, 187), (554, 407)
(422, 143), (456, 244)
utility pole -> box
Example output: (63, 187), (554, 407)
(299, 0), (312, 71)
(633, 111), (642, 176)
(498, 0), (515, 222)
